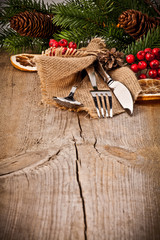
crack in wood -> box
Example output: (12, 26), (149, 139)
(23, 171), (30, 188)
(0, 150), (61, 177)
(94, 138), (97, 149)
(93, 138), (101, 156)
(0, 170), (15, 177)
(77, 114), (84, 141)
(73, 138), (87, 240)
(47, 150), (61, 162)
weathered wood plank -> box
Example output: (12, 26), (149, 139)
(0, 52), (160, 240)
(0, 146), (85, 240)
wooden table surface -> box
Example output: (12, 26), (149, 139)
(0, 52), (160, 240)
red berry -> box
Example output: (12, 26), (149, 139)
(145, 52), (155, 61)
(148, 69), (157, 78)
(144, 48), (152, 54)
(149, 59), (159, 69)
(137, 51), (145, 60)
(51, 41), (59, 48)
(139, 74), (147, 79)
(59, 39), (68, 47)
(138, 61), (147, 70)
(126, 54), (135, 64)
(131, 63), (139, 73)
(157, 68), (160, 77)
(68, 41), (77, 49)
(152, 48), (160, 60)
(62, 47), (67, 55)
(49, 39), (57, 47)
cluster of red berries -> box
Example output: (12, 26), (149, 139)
(49, 39), (77, 56)
(126, 48), (160, 79)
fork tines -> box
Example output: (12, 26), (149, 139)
(90, 90), (112, 118)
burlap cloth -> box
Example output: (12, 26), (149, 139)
(35, 38), (142, 118)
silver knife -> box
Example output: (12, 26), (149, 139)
(96, 62), (134, 115)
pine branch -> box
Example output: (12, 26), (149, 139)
(0, 0), (53, 54)
(52, 0), (114, 30)
(1, 0), (160, 55)
(113, 0), (159, 18)
(53, 23), (133, 51)
(2, 31), (48, 54)
(52, 0), (142, 50)
(0, 26), (15, 48)
(124, 26), (160, 56)
(51, 0), (118, 49)
(0, 0), (52, 25)
(53, 27), (97, 48)
(100, 25), (134, 50)
(143, 0), (160, 16)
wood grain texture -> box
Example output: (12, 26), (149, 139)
(0, 52), (160, 240)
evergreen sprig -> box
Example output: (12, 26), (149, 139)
(0, 26), (14, 48)
(0, 0), (52, 25)
(0, 0), (53, 54)
(52, 0), (118, 47)
(0, 0), (160, 55)
(113, 0), (159, 18)
(3, 31), (49, 53)
(54, 28), (97, 48)
(52, 0), (114, 29)
(99, 24), (134, 50)
(125, 26), (160, 57)
(52, 0), (160, 53)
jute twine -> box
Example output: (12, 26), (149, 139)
(35, 38), (142, 118)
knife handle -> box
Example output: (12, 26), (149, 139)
(104, 72), (114, 85)
(86, 66), (98, 91)
(96, 62), (114, 86)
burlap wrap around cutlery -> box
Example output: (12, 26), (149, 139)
(35, 38), (142, 118)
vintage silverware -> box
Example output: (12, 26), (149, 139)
(96, 62), (134, 115)
(86, 66), (112, 118)
(53, 70), (86, 109)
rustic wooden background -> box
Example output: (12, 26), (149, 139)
(0, 52), (160, 240)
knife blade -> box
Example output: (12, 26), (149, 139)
(96, 62), (134, 115)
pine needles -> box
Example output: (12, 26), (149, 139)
(113, 0), (159, 17)
(52, 0), (115, 46)
(0, 0), (52, 53)
(52, 0), (114, 28)
(125, 26), (160, 56)
(52, 0), (160, 51)
(0, 0), (160, 54)
(99, 24), (133, 50)
(2, 31), (49, 54)
(0, 0), (52, 24)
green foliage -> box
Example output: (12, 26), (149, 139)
(125, 26), (160, 57)
(52, 0), (114, 29)
(52, 0), (160, 54)
(2, 31), (49, 54)
(99, 24), (134, 50)
(113, 0), (160, 17)
(52, 0), (118, 47)
(0, 0), (52, 25)
(0, 0), (52, 53)
(0, 0), (160, 54)
(0, 27), (14, 48)
(54, 28), (94, 48)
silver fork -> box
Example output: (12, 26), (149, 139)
(86, 66), (112, 118)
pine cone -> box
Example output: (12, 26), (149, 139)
(10, 11), (58, 38)
(118, 9), (160, 40)
(97, 48), (125, 71)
